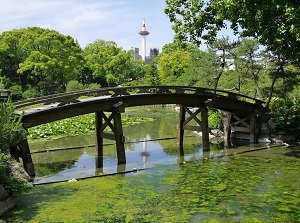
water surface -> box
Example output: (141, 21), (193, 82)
(4, 114), (300, 222)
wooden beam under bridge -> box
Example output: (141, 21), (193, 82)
(223, 112), (259, 147)
(177, 105), (210, 156)
(95, 102), (126, 169)
(13, 136), (35, 177)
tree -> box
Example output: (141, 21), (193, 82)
(0, 27), (84, 96)
(165, 0), (300, 64)
(153, 42), (195, 85)
(233, 38), (264, 98)
(65, 80), (84, 92)
(262, 51), (300, 106)
(178, 47), (219, 88)
(208, 37), (236, 90)
(141, 62), (160, 85)
(84, 40), (145, 86)
(153, 42), (220, 87)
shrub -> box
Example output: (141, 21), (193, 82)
(0, 101), (26, 153)
(0, 101), (30, 194)
(22, 88), (40, 99)
(269, 98), (300, 133)
(0, 153), (31, 194)
(85, 83), (101, 90)
(208, 109), (222, 129)
(66, 80), (83, 92)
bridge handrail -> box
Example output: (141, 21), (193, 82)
(13, 86), (265, 109)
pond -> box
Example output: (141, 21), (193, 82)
(30, 113), (207, 184)
(3, 109), (300, 222)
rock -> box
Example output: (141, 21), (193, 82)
(210, 129), (224, 137)
(0, 185), (10, 202)
(8, 161), (31, 184)
(0, 185), (15, 217)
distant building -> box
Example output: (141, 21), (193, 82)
(132, 47), (141, 60)
(132, 47), (159, 64)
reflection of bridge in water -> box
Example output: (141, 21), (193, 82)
(12, 86), (266, 177)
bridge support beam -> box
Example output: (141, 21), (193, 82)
(249, 114), (258, 143)
(177, 105), (210, 156)
(95, 104), (126, 169)
(224, 113), (259, 145)
(17, 138), (35, 177)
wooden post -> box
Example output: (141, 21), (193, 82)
(94, 103), (126, 168)
(201, 106), (210, 151)
(18, 139), (35, 177)
(113, 108), (126, 164)
(117, 164), (126, 173)
(177, 105), (211, 157)
(177, 106), (185, 157)
(223, 112), (232, 147)
(250, 114), (257, 143)
(95, 111), (103, 169)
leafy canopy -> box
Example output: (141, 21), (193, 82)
(0, 27), (84, 95)
(165, 0), (300, 63)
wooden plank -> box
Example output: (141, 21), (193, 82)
(231, 126), (250, 132)
(100, 112), (115, 133)
(183, 125), (202, 131)
(184, 108), (202, 126)
(232, 115), (250, 128)
(100, 132), (116, 140)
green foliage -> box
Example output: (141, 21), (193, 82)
(28, 114), (154, 139)
(208, 109), (222, 129)
(22, 88), (40, 99)
(0, 27), (84, 95)
(0, 153), (30, 194)
(165, 0), (300, 64)
(0, 101), (30, 194)
(0, 101), (26, 153)
(85, 83), (101, 90)
(154, 45), (192, 84)
(269, 98), (300, 134)
(10, 84), (22, 98)
(153, 42), (220, 87)
(3, 147), (300, 222)
(65, 80), (83, 92)
(84, 40), (146, 86)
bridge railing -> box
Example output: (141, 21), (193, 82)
(13, 86), (265, 109)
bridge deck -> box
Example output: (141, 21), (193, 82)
(12, 86), (266, 177)
(14, 86), (265, 128)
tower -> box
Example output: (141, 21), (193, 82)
(138, 19), (150, 61)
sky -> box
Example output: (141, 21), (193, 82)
(0, 0), (176, 53)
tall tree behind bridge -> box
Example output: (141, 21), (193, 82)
(165, 0), (300, 64)
(83, 40), (145, 87)
(165, 0), (300, 104)
(0, 27), (84, 97)
(153, 42), (220, 87)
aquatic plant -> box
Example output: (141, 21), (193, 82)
(28, 113), (153, 140)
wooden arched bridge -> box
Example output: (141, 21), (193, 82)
(12, 85), (266, 177)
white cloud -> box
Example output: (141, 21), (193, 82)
(0, 0), (175, 50)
